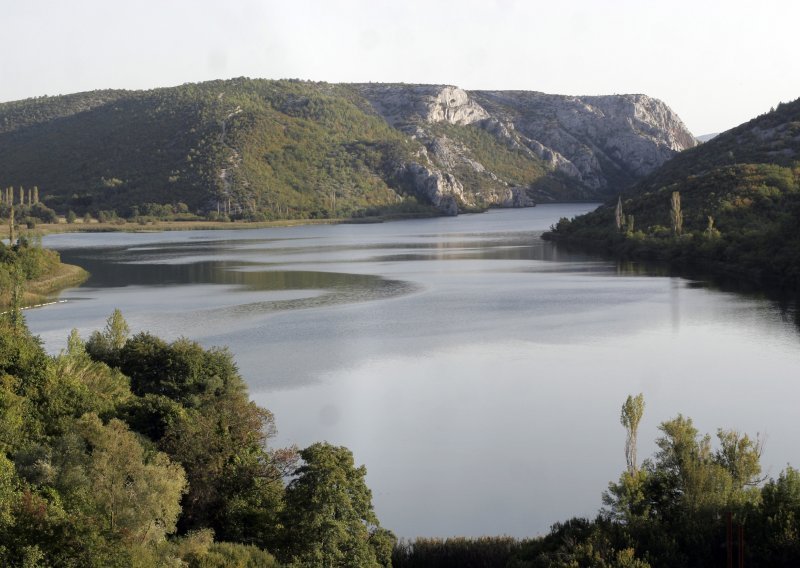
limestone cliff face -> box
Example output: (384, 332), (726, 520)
(353, 84), (489, 127)
(351, 84), (696, 212)
(470, 91), (698, 191)
(395, 161), (464, 216)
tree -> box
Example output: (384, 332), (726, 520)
(714, 429), (764, 492)
(6, 265), (25, 330)
(280, 442), (394, 567)
(603, 395), (648, 525)
(752, 466), (800, 565)
(76, 413), (186, 543)
(615, 196), (624, 231)
(86, 309), (130, 365)
(8, 203), (15, 245)
(670, 191), (683, 236)
(117, 334), (243, 405)
(621, 394), (645, 475)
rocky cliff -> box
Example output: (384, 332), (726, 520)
(473, 91), (697, 189)
(352, 85), (697, 206)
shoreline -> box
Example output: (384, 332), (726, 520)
(15, 203), (573, 236)
(1, 263), (90, 310)
(22, 211), (445, 236)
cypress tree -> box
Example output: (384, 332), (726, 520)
(621, 393), (645, 474)
(615, 195), (624, 230)
(9, 203), (15, 245)
(670, 191), (683, 236)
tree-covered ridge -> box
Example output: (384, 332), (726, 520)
(0, 90), (129, 134)
(0, 79), (430, 220)
(0, 309), (395, 567)
(545, 98), (800, 288)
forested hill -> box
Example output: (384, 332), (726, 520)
(0, 79), (695, 220)
(546, 98), (800, 287)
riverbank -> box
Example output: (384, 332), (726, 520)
(1, 262), (89, 310)
(543, 229), (800, 299)
(23, 211), (445, 235)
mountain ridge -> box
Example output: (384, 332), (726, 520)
(0, 78), (696, 220)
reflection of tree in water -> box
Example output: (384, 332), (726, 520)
(615, 258), (800, 334)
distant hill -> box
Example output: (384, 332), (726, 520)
(546, 98), (800, 287)
(696, 133), (718, 142)
(0, 79), (696, 219)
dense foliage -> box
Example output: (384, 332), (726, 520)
(546, 98), (800, 289)
(0, 308), (395, 566)
(0, 79), (430, 220)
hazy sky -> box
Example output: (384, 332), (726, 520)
(2, 0), (798, 135)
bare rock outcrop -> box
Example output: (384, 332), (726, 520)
(396, 161), (464, 216)
(352, 84), (489, 128)
(351, 83), (696, 213)
(471, 90), (697, 191)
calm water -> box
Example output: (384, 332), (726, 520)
(26, 204), (800, 538)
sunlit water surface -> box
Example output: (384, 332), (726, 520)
(26, 204), (800, 538)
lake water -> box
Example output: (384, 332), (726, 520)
(25, 204), (800, 539)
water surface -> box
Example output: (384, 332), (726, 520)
(26, 204), (800, 538)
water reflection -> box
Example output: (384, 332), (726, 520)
(614, 258), (800, 331)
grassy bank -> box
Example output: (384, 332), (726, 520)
(1, 262), (88, 310)
(24, 210), (444, 235)
(27, 218), (341, 235)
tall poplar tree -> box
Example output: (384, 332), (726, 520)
(670, 191), (683, 236)
(615, 195), (624, 231)
(621, 393), (645, 474)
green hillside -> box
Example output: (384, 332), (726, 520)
(0, 79), (430, 220)
(546, 98), (800, 288)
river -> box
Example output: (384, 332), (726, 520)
(25, 204), (800, 538)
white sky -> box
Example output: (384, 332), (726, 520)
(2, 0), (798, 135)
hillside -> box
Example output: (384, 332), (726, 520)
(546, 98), (800, 287)
(0, 79), (696, 220)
